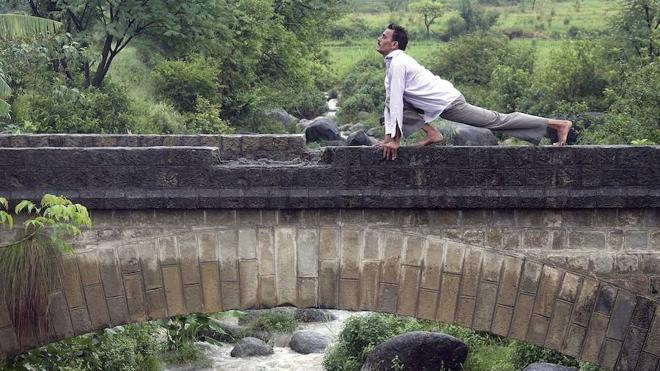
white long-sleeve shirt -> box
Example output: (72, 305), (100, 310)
(383, 49), (461, 137)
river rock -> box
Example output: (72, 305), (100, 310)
(230, 337), (273, 358)
(289, 330), (332, 354)
(266, 108), (298, 129)
(349, 123), (365, 132)
(361, 331), (468, 371)
(304, 118), (341, 143)
(296, 119), (312, 132)
(198, 317), (242, 343)
(347, 130), (374, 146)
(439, 121), (498, 146)
(522, 363), (578, 371)
(294, 308), (337, 323)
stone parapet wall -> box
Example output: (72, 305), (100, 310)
(1, 143), (658, 209)
(0, 213), (658, 370)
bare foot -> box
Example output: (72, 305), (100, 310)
(549, 119), (572, 146)
(416, 131), (444, 147)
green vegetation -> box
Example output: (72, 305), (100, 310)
(323, 313), (604, 371)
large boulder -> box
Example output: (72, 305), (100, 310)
(294, 308), (337, 323)
(438, 121), (498, 146)
(347, 130), (377, 146)
(266, 108), (298, 129)
(304, 118), (341, 143)
(289, 330), (332, 354)
(361, 331), (468, 371)
(230, 337), (274, 358)
(198, 317), (242, 343)
(522, 363), (578, 371)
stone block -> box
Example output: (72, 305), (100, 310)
(644, 306), (660, 355)
(486, 228), (503, 248)
(461, 249), (482, 297)
(339, 279), (360, 311)
(275, 228), (297, 305)
(221, 281), (240, 310)
(184, 284), (203, 313)
(503, 229), (521, 249)
(297, 229), (319, 277)
(206, 209), (235, 226)
(158, 236), (178, 265)
(443, 241), (465, 274)
(492, 306), (514, 337)
(616, 326), (647, 370)
(237, 210), (261, 226)
(239, 261), (258, 309)
(364, 230), (381, 260)
(516, 209), (544, 227)
(404, 236), (424, 266)
(573, 278), (599, 326)
(238, 228), (258, 260)
(499, 256), (523, 307)
(78, 251), (101, 286)
(625, 230), (649, 250)
(98, 248), (123, 298)
(258, 228), (274, 276)
(397, 266), (420, 317)
(456, 297), (476, 327)
(298, 278), (318, 308)
(123, 274), (146, 322)
(562, 210), (594, 227)
(557, 273), (581, 303)
(421, 239), (444, 290)
(62, 255), (84, 309)
(199, 232), (218, 262)
(162, 266), (185, 316)
(320, 228), (339, 260)
(481, 252), (503, 282)
(48, 291), (74, 339)
(259, 275), (277, 308)
(569, 231), (607, 249)
(200, 262), (222, 313)
(595, 284), (618, 315)
(319, 260), (339, 309)
(534, 266), (561, 317)
(437, 274), (460, 323)
(462, 229), (485, 246)
(117, 244), (140, 274)
(0, 327), (20, 355)
(178, 235), (200, 285)
(562, 324), (587, 357)
(581, 312), (610, 364)
(340, 209), (363, 225)
(219, 229), (239, 281)
(521, 261), (542, 294)
(69, 307), (93, 335)
(360, 261), (380, 311)
(634, 352), (659, 371)
(618, 209), (643, 227)
(381, 233), (403, 283)
(608, 290), (636, 341)
(523, 229), (552, 249)
(527, 314), (550, 346)
(340, 229), (361, 279)
(601, 339), (623, 370)
(378, 283), (398, 313)
(473, 282), (498, 331)
(546, 300), (573, 350)
(651, 232), (660, 250)
(417, 289), (439, 320)
(146, 288), (167, 319)
(631, 297), (655, 329)
(510, 293), (535, 340)
(107, 296), (129, 326)
(81, 286), (112, 328)
(140, 240), (162, 290)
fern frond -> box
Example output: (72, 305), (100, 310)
(0, 14), (63, 40)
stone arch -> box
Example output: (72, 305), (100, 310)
(1, 222), (658, 370)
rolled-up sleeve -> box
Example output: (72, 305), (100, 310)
(385, 62), (405, 137)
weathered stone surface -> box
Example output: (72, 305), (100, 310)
(437, 274), (460, 323)
(361, 331), (468, 371)
(289, 330), (331, 354)
(230, 337), (274, 358)
(521, 363), (577, 371)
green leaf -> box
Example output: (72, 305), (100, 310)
(0, 14), (63, 40)
(14, 200), (35, 214)
(0, 76), (11, 98)
(0, 197), (8, 210)
(0, 99), (9, 119)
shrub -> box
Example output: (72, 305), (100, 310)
(511, 341), (579, 369)
(337, 93), (376, 124)
(184, 98), (233, 134)
(284, 88), (327, 119)
(132, 102), (187, 134)
(152, 56), (220, 113)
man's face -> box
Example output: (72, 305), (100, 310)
(377, 28), (398, 56)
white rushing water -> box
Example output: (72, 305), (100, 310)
(166, 310), (367, 371)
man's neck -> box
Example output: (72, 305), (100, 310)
(384, 49), (402, 59)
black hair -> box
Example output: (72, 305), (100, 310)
(387, 23), (408, 51)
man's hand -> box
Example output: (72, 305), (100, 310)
(376, 136), (400, 160)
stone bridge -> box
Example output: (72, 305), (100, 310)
(0, 134), (659, 370)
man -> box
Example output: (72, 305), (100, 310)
(376, 23), (572, 160)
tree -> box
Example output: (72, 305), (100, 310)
(409, 0), (445, 38)
(0, 14), (62, 118)
(25, 0), (225, 87)
(613, 0), (659, 61)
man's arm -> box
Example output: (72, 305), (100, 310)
(380, 62), (405, 160)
